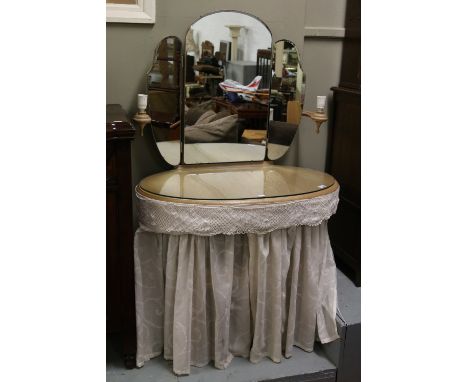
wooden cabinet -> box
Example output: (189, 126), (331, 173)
(106, 104), (137, 367)
(327, 0), (361, 286)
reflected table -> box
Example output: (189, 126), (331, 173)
(214, 97), (269, 129)
(134, 163), (340, 375)
(156, 141), (288, 166)
(214, 96), (269, 120)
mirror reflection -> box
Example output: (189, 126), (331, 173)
(183, 11), (272, 164)
(267, 39), (305, 160)
(147, 36), (182, 166)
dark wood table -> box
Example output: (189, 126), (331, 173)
(214, 96), (268, 118)
(106, 104), (137, 368)
(213, 97), (269, 130)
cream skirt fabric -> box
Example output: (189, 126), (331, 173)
(134, 223), (339, 375)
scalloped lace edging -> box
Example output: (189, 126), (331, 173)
(136, 187), (339, 236)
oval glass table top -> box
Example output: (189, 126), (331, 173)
(138, 163), (336, 201)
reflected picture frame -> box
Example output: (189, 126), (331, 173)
(106, 0), (155, 24)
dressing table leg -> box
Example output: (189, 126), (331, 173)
(124, 352), (136, 369)
(122, 234), (137, 369)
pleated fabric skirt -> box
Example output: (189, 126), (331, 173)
(134, 223), (339, 375)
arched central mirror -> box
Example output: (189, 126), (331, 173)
(182, 11), (272, 164)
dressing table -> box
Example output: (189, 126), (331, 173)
(133, 11), (339, 376)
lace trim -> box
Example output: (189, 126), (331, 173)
(136, 187), (339, 236)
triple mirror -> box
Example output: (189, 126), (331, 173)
(146, 11), (306, 166)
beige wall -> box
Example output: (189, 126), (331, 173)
(106, 0), (347, 203)
(279, 0), (346, 169)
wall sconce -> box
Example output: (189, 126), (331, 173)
(133, 94), (152, 136)
(302, 96), (328, 134)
